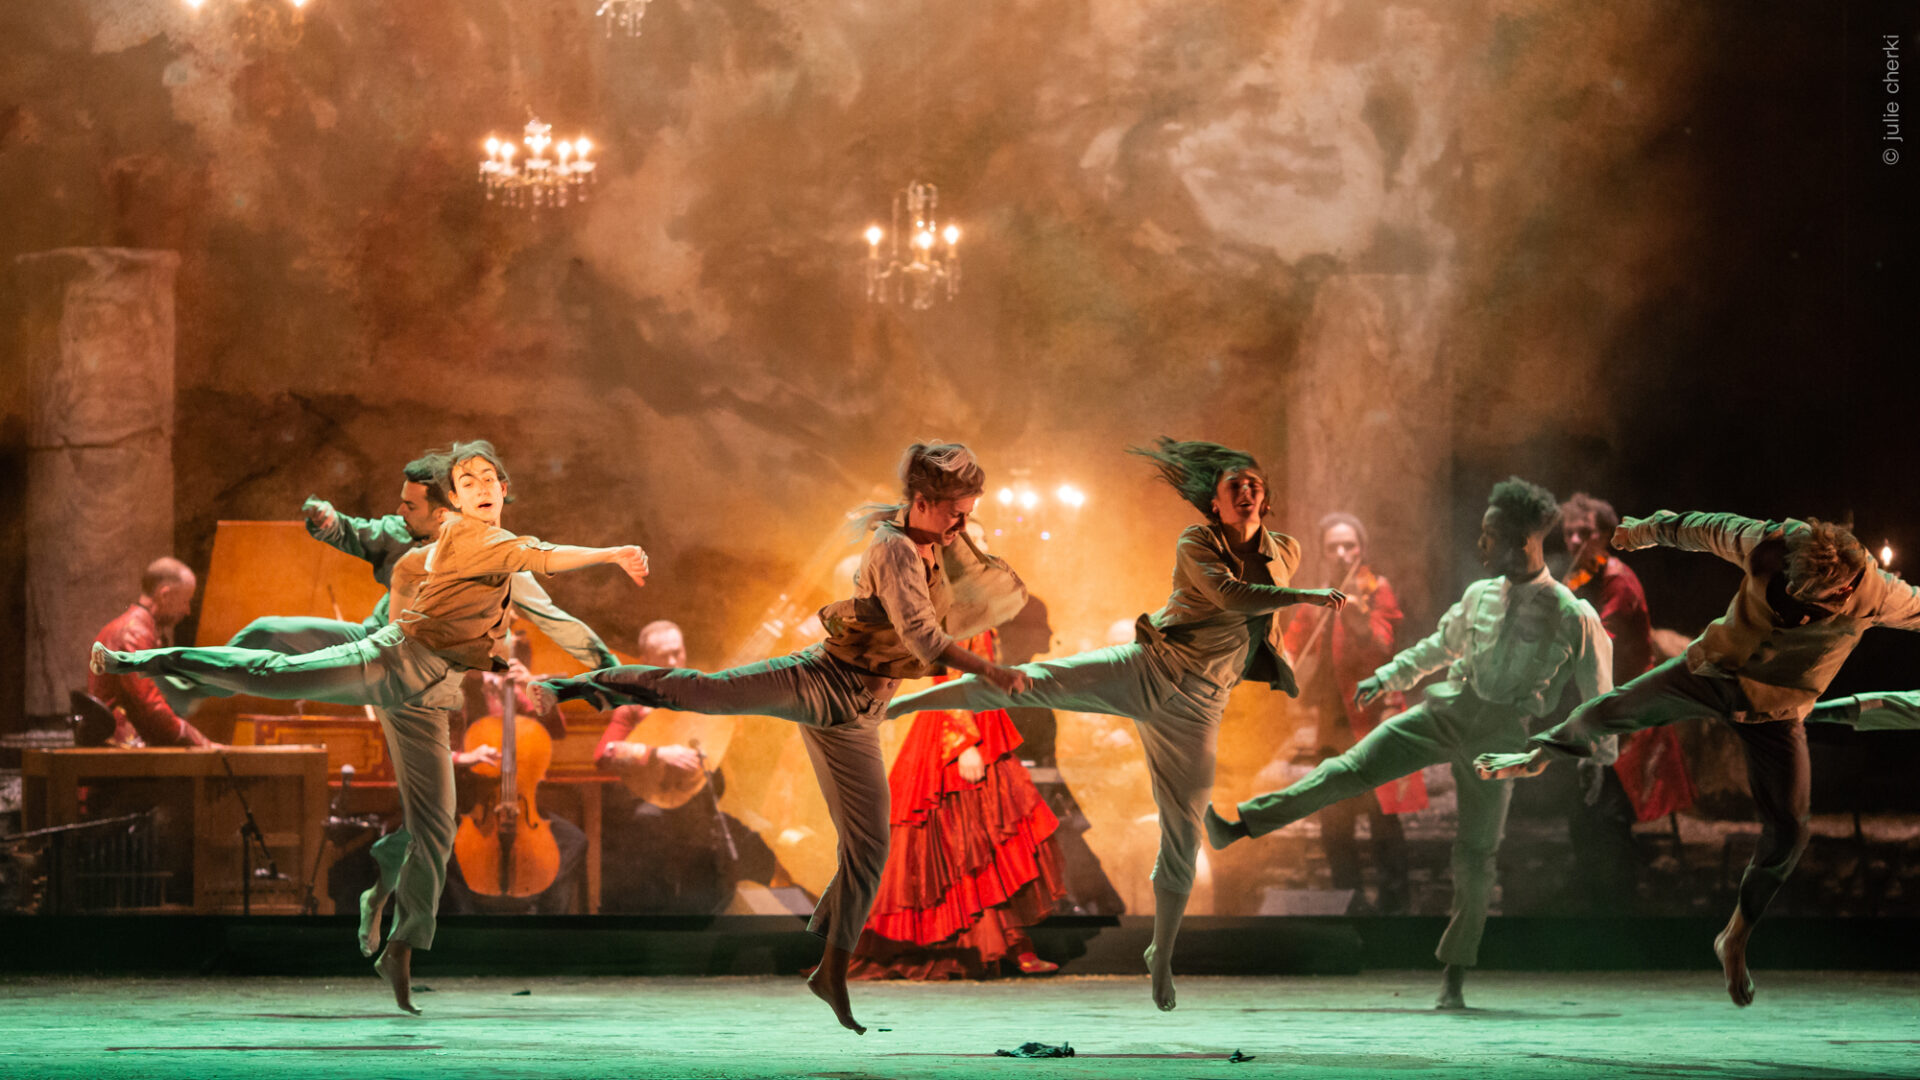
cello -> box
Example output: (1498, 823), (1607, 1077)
(453, 628), (562, 897)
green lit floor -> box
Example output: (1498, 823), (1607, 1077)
(3, 970), (1918, 1079)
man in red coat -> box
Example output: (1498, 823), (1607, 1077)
(87, 557), (218, 747)
(1282, 513), (1421, 913)
(1561, 494), (1696, 825)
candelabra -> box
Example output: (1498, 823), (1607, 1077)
(479, 116), (597, 211)
(595, 0), (653, 38)
(864, 181), (960, 310)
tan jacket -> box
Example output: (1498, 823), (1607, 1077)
(820, 519), (1028, 680)
(392, 514), (560, 671)
(1620, 511), (1920, 721)
(1139, 523), (1305, 695)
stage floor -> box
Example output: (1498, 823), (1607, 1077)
(4, 970), (1918, 1078)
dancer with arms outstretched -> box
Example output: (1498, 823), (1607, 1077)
(1477, 510), (1920, 1006)
(532, 442), (1030, 1034)
(1207, 477), (1613, 1009)
(885, 439), (1345, 1011)
(93, 441), (646, 1013)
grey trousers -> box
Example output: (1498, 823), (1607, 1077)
(1237, 687), (1530, 967)
(548, 645), (897, 950)
(886, 643), (1226, 897)
(111, 622), (461, 948)
(1535, 657), (1808, 923)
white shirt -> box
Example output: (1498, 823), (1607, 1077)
(1376, 566), (1613, 720)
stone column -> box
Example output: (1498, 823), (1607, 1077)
(15, 248), (179, 720)
(1286, 273), (1452, 625)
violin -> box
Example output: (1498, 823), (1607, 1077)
(453, 628), (562, 898)
(1287, 560), (1378, 692)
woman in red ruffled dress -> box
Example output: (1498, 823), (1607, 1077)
(850, 629), (1067, 979)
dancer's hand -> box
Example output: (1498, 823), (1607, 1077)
(1611, 519), (1653, 551)
(655, 743), (703, 775)
(957, 746), (986, 782)
(613, 546), (650, 587)
(302, 497), (336, 531)
(1475, 748), (1549, 780)
(1354, 675), (1386, 707)
(984, 664), (1033, 695)
(1302, 588), (1348, 610)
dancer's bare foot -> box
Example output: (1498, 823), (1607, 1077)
(807, 945), (865, 1034)
(1204, 804), (1247, 850)
(1144, 943), (1176, 1011)
(1435, 963), (1467, 1009)
(1474, 748), (1550, 781)
(357, 886), (390, 958)
(1714, 911), (1756, 1007)
(374, 940), (421, 1015)
(89, 642), (113, 676)
(526, 680), (560, 714)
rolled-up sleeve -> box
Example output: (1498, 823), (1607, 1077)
(1177, 531), (1296, 615)
(1375, 591), (1472, 693)
(870, 533), (953, 666)
(1621, 511), (1769, 569)
(508, 572), (619, 668)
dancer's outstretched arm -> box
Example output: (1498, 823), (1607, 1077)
(304, 497), (414, 568)
(1356, 593), (1472, 706)
(1178, 532), (1341, 615)
(507, 573), (621, 669)
(1611, 511), (1769, 569)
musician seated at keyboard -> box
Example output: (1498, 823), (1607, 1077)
(88, 557), (220, 748)
(596, 620), (779, 914)
(440, 646), (589, 914)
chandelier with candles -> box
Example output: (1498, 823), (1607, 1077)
(863, 181), (961, 310)
(479, 116), (597, 210)
(595, 0), (653, 38)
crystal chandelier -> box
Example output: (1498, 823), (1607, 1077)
(863, 181), (961, 310)
(595, 0), (653, 38)
(479, 116), (597, 210)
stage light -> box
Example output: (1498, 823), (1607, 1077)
(1019, 491), (1040, 511)
(997, 487), (1014, 505)
(1055, 484), (1085, 508)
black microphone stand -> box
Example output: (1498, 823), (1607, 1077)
(217, 751), (292, 916)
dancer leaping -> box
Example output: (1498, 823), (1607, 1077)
(1477, 510), (1920, 1006)
(883, 438), (1346, 1012)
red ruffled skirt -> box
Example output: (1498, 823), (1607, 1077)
(849, 705), (1066, 980)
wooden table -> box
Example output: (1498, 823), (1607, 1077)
(20, 746), (328, 914)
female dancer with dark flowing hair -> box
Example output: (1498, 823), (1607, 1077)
(885, 438), (1346, 1011)
(532, 442), (1032, 1034)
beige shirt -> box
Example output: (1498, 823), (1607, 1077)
(1620, 511), (1920, 721)
(391, 514), (559, 671)
(820, 519), (1028, 679)
(1375, 565), (1613, 721)
(1142, 524), (1305, 694)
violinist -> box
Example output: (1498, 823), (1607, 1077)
(1280, 513), (1417, 914)
(1552, 493), (1691, 912)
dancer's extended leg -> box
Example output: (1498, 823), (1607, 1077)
(1225, 701), (1452, 842)
(800, 720), (889, 1034)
